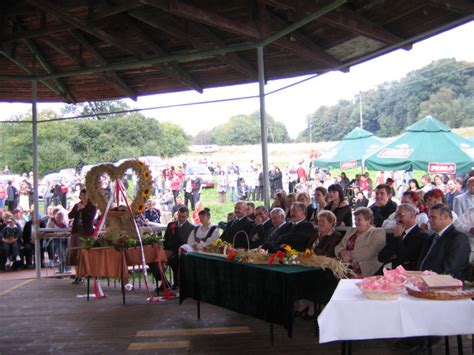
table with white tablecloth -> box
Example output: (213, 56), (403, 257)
(318, 279), (474, 344)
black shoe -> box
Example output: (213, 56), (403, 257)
(301, 311), (315, 321)
(171, 284), (179, 290)
(72, 277), (83, 285)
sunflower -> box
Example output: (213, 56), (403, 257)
(136, 203), (145, 214)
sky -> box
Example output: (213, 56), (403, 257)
(0, 21), (473, 139)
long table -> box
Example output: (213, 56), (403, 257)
(179, 252), (339, 338)
(318, 279), (474, 353)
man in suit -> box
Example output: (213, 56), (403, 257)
(275, 202), (315, 252)
(261, 207), (289, 252)
(419, 204), (471, 280)
(370, 184), (398, 227)
(161, 206), (194, 288)
(220, 201), (254, 248)
(378, 204), (429, 271)
(249, 205), (273, 248)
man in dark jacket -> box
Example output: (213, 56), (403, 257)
(262, 207), (290, 253)
(220, 201), (254, 249)
(249, 206), (273, 248)
(275, 202), (315, 252)
(378, 204), (429, 271)
(419, 204), (470, 280)
(161, 206), (194, 287)
(370, 184), (397, 227)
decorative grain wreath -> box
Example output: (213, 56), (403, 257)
(85, 159), (152, 215)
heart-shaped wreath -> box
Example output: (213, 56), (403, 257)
(85, 159), (152, 215)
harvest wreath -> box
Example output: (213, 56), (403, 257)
(197, 239), (352, 279)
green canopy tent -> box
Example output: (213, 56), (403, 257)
(365, 116), (474, 174)
(314, 127), (384, 170)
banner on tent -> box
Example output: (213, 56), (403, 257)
(428, 163), (456, 174)
(377, 148), (414, 159)
(340, 160), (358, 170)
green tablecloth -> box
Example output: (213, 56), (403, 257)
(179, 252), (339, 337)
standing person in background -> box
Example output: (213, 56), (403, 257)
(0, 181), (6, 208)
(217, 170), (228, 204)
(3, 165), (10, 174)
(421, 175), (434, 193)
(256, 165), (263, 201)
(191, 175), (202, 205)
(5, 180), (18, 211)
(228, 170), (239, 202)
(67, 188), (97, 284)
(170, 173), (181, 204)
(183, 176), (194, 210)
(273, 166), (283, 195)
(296, 162), (307, 183)
(364, 173), (373, 198)
(433, 175), (446, 193)
(453, 177), (474, 217)
(445, 179), (462, 211)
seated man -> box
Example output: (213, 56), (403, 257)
(160, 206), (194, 288)
(249, 206), (273, 249)
(378, 204), (429, 271)
(261, 207), (290, 253)
(370, 184), (398, 227)
(2, 216), (22, 269)
(275, 202), (315, 252)
(419, 204), (470, 280)
(220, 201), (254, 249)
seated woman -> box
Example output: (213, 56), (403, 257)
(191, 200), (204, 225)
(311, 210), (343, 258)
(185, 208), (220, 250)
(324, 184), (352, 227)
(335, 207), (385, 277)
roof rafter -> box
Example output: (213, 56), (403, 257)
(0, 50), (62, 96)
(23, 38), (75, 102)
(262, 0), (411, 50)
(124, 16), (203, 93)
(428, 0), (474, 13)
(40, 36), (85, 66)
(186, 22), (257, 79)
(26, 0), (147, 59)
(129, 10), (258, 79)
(141, 0), (343, 69)
(259, 5), (347, 70)
(70, 29), (137, 101)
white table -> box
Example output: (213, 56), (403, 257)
(318, 279), (474, 344)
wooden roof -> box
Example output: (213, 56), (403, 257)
(0, 0), (472, 103)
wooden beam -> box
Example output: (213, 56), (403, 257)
(124, 16), (203, 93)
(318, 8), (412, 50)
(0, 50), (63, 96)
(1, 1), (144, 43)
(141, 0), (342, 68)
(23, 38), (75, 102)
(188, 22), (257, 79)
(26, 0), (147, 59)
(130, 10), (258, 79)
(140, 0), (262, 38)
(260, 6), (346, 69)
(428, 0), (474, 13)
(261, 1), (411, 50)
(41, 37), (85, 66)
(70, 29), (137, 101)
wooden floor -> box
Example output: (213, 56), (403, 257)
(0, 274), (471, 354)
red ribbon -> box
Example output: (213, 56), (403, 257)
(268, 250), (286, 265)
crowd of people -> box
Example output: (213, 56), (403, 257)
(1, 161), (473, 310)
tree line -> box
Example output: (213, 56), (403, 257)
(0, 108), (189, 176)
(297, 58), (474, 141)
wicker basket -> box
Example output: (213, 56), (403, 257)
(356, 282), (404, 300)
